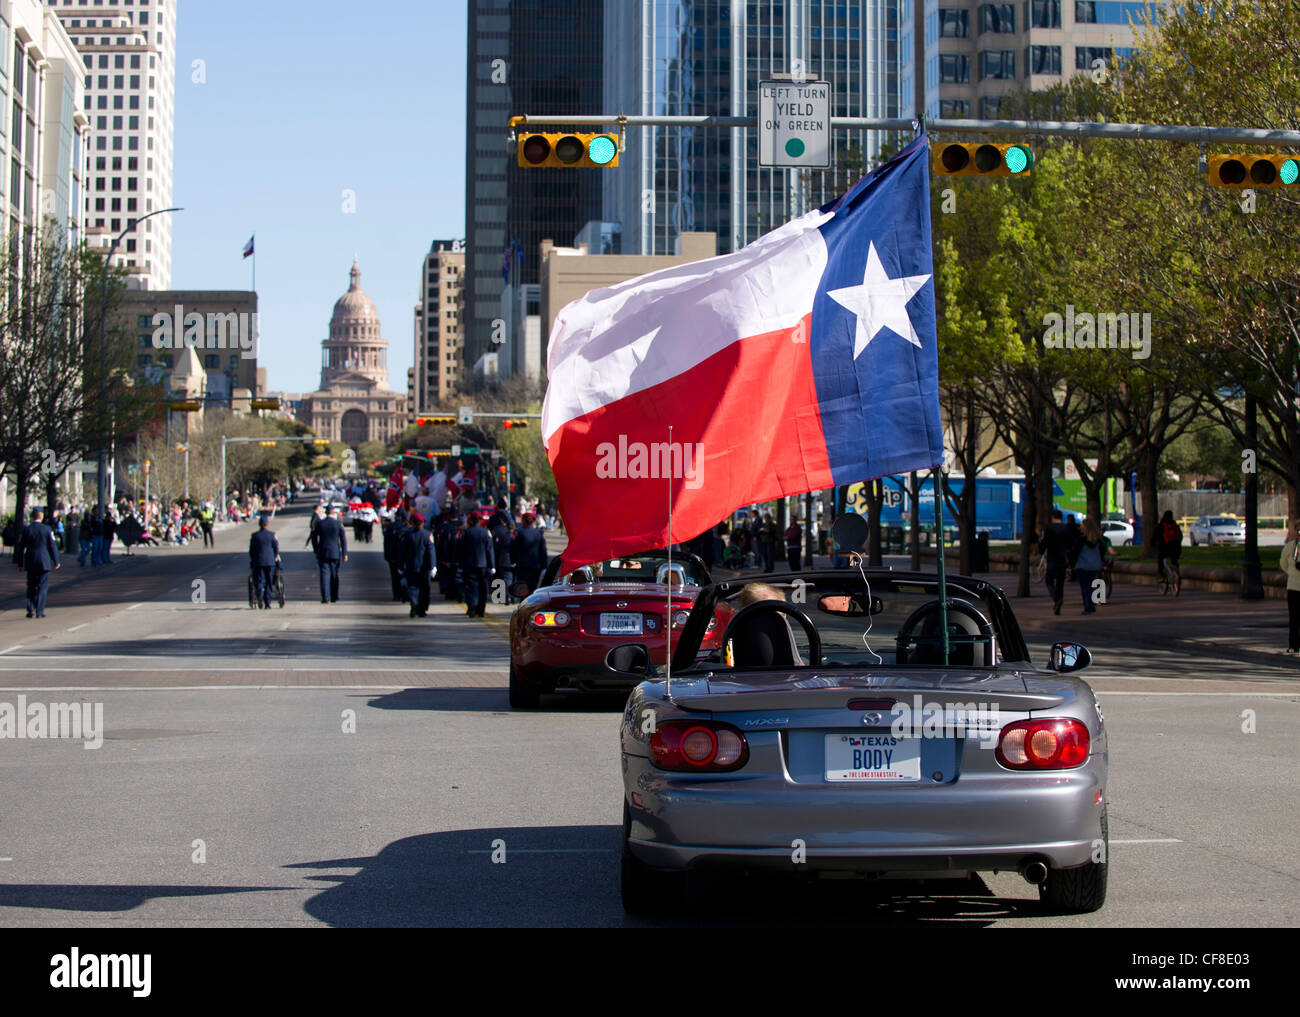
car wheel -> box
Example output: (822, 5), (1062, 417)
(508, 662), (540, 710)
(1122, 539), (1132, 547)
(1039, 803), (1107, 913)
(621, 802), (683, 916)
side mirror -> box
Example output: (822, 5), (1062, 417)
(1048, 641), (1092, 673)
(605, 643), (653, 677)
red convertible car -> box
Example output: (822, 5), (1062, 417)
(508, 550), (732, 709)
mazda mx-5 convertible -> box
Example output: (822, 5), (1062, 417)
(610, 568), (1107, 915)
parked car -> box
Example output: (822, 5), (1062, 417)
(1100, 519), (1133, 546)
(1188, 515), (1245, 545)
(508, 550), (734, 709)
(611, 568), (1107, 915)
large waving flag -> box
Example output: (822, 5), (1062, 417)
(542, 135), (942, 569)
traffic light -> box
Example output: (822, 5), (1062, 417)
(499, 465), (507, 477)
(502, 419), (530, 429)
(1208, 154), (1299, 188)
(933, 142), (1033, 177)
(517, 132), (620, 169)
(417, 415), (456, 426)
(312, 439), (330, 446)
(250, 399), (280, 410)
(169, 400), (200, 412)
(258, 440), (276, 447)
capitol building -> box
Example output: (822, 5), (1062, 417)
(299, 259), (407, 448)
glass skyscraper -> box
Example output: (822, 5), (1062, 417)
(604, 0), (903, 257)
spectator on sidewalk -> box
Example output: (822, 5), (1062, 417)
(64, 507), (81, 560)
(1282, 519), (1300, 654)
(102, 510), (117, 563)
(1038, 509), (1070, 615)
(785, 519), (803, 572)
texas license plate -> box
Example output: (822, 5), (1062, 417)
(825, 734), (921, 782)
(600, 612), (642, 635)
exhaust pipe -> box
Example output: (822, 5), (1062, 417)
(1022, 861), (1048, 885)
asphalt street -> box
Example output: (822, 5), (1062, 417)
(0, 504), (1295, 927)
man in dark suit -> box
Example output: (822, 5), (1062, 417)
(311, 505), (348, 603)
(17, 507), (60, 618)
(401, 513), (435, 618)
(382, 508), (408, 602)
(489, 501), (516, 604)
(458, 511), (495, 617)
(248, 515), (280, 609)
(511, 513), (548, 595)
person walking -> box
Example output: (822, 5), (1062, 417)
(490, 501), (516, 603)
(459, 511), (495, 617)
(64, 507), (81, 561)
(1282, 519), (1300, 654)
(784, 518), (803, 572)
(1038, 508), (1070, 615)
(1071, 517), (1104, 615)
(305, 504), (325, 547)
(88, 506), (105, 566)
(311, 505), (348, 603)
(382, 508), (407, 602)
(16, 507), (60, 618)
(511, 513), (547, 595)
(760, 512), (778, 572)
(248, 515), (280, 610)
(402, 513), (435, 618)
(200, 502), (215, 547)
(102, 510), (117, 563)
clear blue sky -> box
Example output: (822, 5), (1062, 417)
(170, 0), (467, 395)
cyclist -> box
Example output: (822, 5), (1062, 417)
(1155, 510), (1182, 590)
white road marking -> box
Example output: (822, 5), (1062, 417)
(1096, 691), (1300, 697)
(0, 858), (12, 862)
(0, 646), (23, 655)
(127, 603), (144, 610)
(1111, 839), (1182, 844)
(66, 624), (88, 632)
(255, 647), (268, 654)
(465, 849), (616, 855)
(279, 622), (290, 631)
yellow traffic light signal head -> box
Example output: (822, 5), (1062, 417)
(517, 132), (620, 169)
(417, 415), (456, 426)
(1208, 154), (1299, 188)
(933, 142), (1033, 177)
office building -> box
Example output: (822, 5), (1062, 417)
(603, 0), (902, 258)
(47, 0), (177, 289)
(463, 0), (604, 369)
(413, 238), (465, 411)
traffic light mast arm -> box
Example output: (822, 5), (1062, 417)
(509, 113), (1300, 148)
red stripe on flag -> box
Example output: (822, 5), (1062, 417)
(548, 314), (833, 570)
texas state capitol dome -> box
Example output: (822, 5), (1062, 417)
(300, 258), (406, 449)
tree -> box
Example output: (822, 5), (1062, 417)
(0, 225), (158, 525)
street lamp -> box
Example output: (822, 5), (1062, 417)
(175, 443), (190, 500)
(96, 206), (183, 511)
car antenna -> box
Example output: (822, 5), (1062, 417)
(665, 425), (673, 699)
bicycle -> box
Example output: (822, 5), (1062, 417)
(1158, 556), (1181, 596)
(248, 562), (286, 608)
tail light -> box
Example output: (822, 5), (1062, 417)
(532, 610), (570, 628)
(649, 720), (749, 772)
(672, 610), (690, 628)
(996, 718), (1090, 770)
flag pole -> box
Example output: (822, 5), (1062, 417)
(933, 468), (949, 665)
(666, 425), (672, 697)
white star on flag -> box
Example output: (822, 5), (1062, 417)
(827, 241), (931, 359)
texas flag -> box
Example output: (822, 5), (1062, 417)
(542, 135), (942, 570)
(242, 235), (255, 259)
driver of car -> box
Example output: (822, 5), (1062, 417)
(727, 582), (805, 668)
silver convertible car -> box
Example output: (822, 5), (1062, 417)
(609, 569), (1107, 915)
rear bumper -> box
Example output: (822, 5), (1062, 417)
(623, 752), (1106, 872)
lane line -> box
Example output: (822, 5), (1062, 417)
(1096, 691), (1300, 697)
(127, 603), (143, 610)
(1111, 838), (1182, 844)
(65, 624), (87, 632)
(279, 622), (290, 631)
(0, 646), (23, 655)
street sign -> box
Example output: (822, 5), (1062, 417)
(451, 444), (461, 457)
(460, 446), (480, 455)
(490, 450), (500, 462)
(758, 80), (831, 168)
(458, 405), (474, 425)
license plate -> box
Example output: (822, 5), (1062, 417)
(825, 734), (921, 782)
(600, 612), (642, 635)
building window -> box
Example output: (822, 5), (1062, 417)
(204, 354), (219, 369)
(938, 8), (969, 36)
(1076, 45), (1114, 69)
(939, 99), (971, 118)
(980, 50), (1016, 79)
(1028, 45), (1062, 75)
(940, 53), (970, 83)
(1029, 0), (1062, 27)
(137, 314), (151, 328)
(980, 96), (1003, 118)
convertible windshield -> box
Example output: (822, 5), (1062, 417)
(557, 552), (710, 586)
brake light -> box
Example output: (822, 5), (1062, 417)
(532, 610), (570, 628)
(996, 719), (1090, 770)
(649, 720), (749, 772)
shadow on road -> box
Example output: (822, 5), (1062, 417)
(292, 825), (1045, 927)
(0, 883), (293, 913)
(361, 688), (629, 713)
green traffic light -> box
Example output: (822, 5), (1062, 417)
(1281, 159), (1299, 186)
(588, 135), (617, 165)
(1005, 145), (1033, 174)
